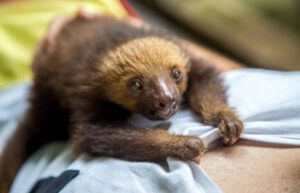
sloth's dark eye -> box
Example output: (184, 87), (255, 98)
(129, 79), (143, 91)
(172, 68), (182, 82)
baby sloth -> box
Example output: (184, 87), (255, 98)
(0, 13), (243, 192)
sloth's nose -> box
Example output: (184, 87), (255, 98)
(154, 96), (176, 110)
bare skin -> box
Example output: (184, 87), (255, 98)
(202, 141), (300, 193)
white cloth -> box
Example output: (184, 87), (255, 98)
(1, 69), (300, 193)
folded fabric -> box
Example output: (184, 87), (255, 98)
(1, 69), (300, 193)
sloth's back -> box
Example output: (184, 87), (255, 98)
(31, 16), (160, 108)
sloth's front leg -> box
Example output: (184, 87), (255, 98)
(71, 122), (205, 163)
(186, 58), (244, 145)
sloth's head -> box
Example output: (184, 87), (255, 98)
(98, 37), (190, 120)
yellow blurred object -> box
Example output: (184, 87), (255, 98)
(0, 0), (127, 89)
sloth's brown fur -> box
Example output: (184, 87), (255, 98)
(98, 36), (189, 111)
(0, 16), (243, 193)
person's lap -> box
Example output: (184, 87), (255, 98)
(2, 14), (300, 193)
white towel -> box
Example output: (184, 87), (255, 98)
(1, 69), (299, 193)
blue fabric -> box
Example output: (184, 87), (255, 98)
(1, 69), (300, 193)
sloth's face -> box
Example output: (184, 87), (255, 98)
(98, 36), (189, 120)
(127, 67), (186, 120)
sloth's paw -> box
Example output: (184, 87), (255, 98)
(218, 113), (244, 145)
(175, 136), (206, 164)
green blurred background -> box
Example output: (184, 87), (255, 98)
(130, 0), (300, 70)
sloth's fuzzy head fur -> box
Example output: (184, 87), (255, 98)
(96, 36), (190, 120)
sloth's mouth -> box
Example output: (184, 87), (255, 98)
(144, 105), (177, 121)
(156, 108), (173, 118)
